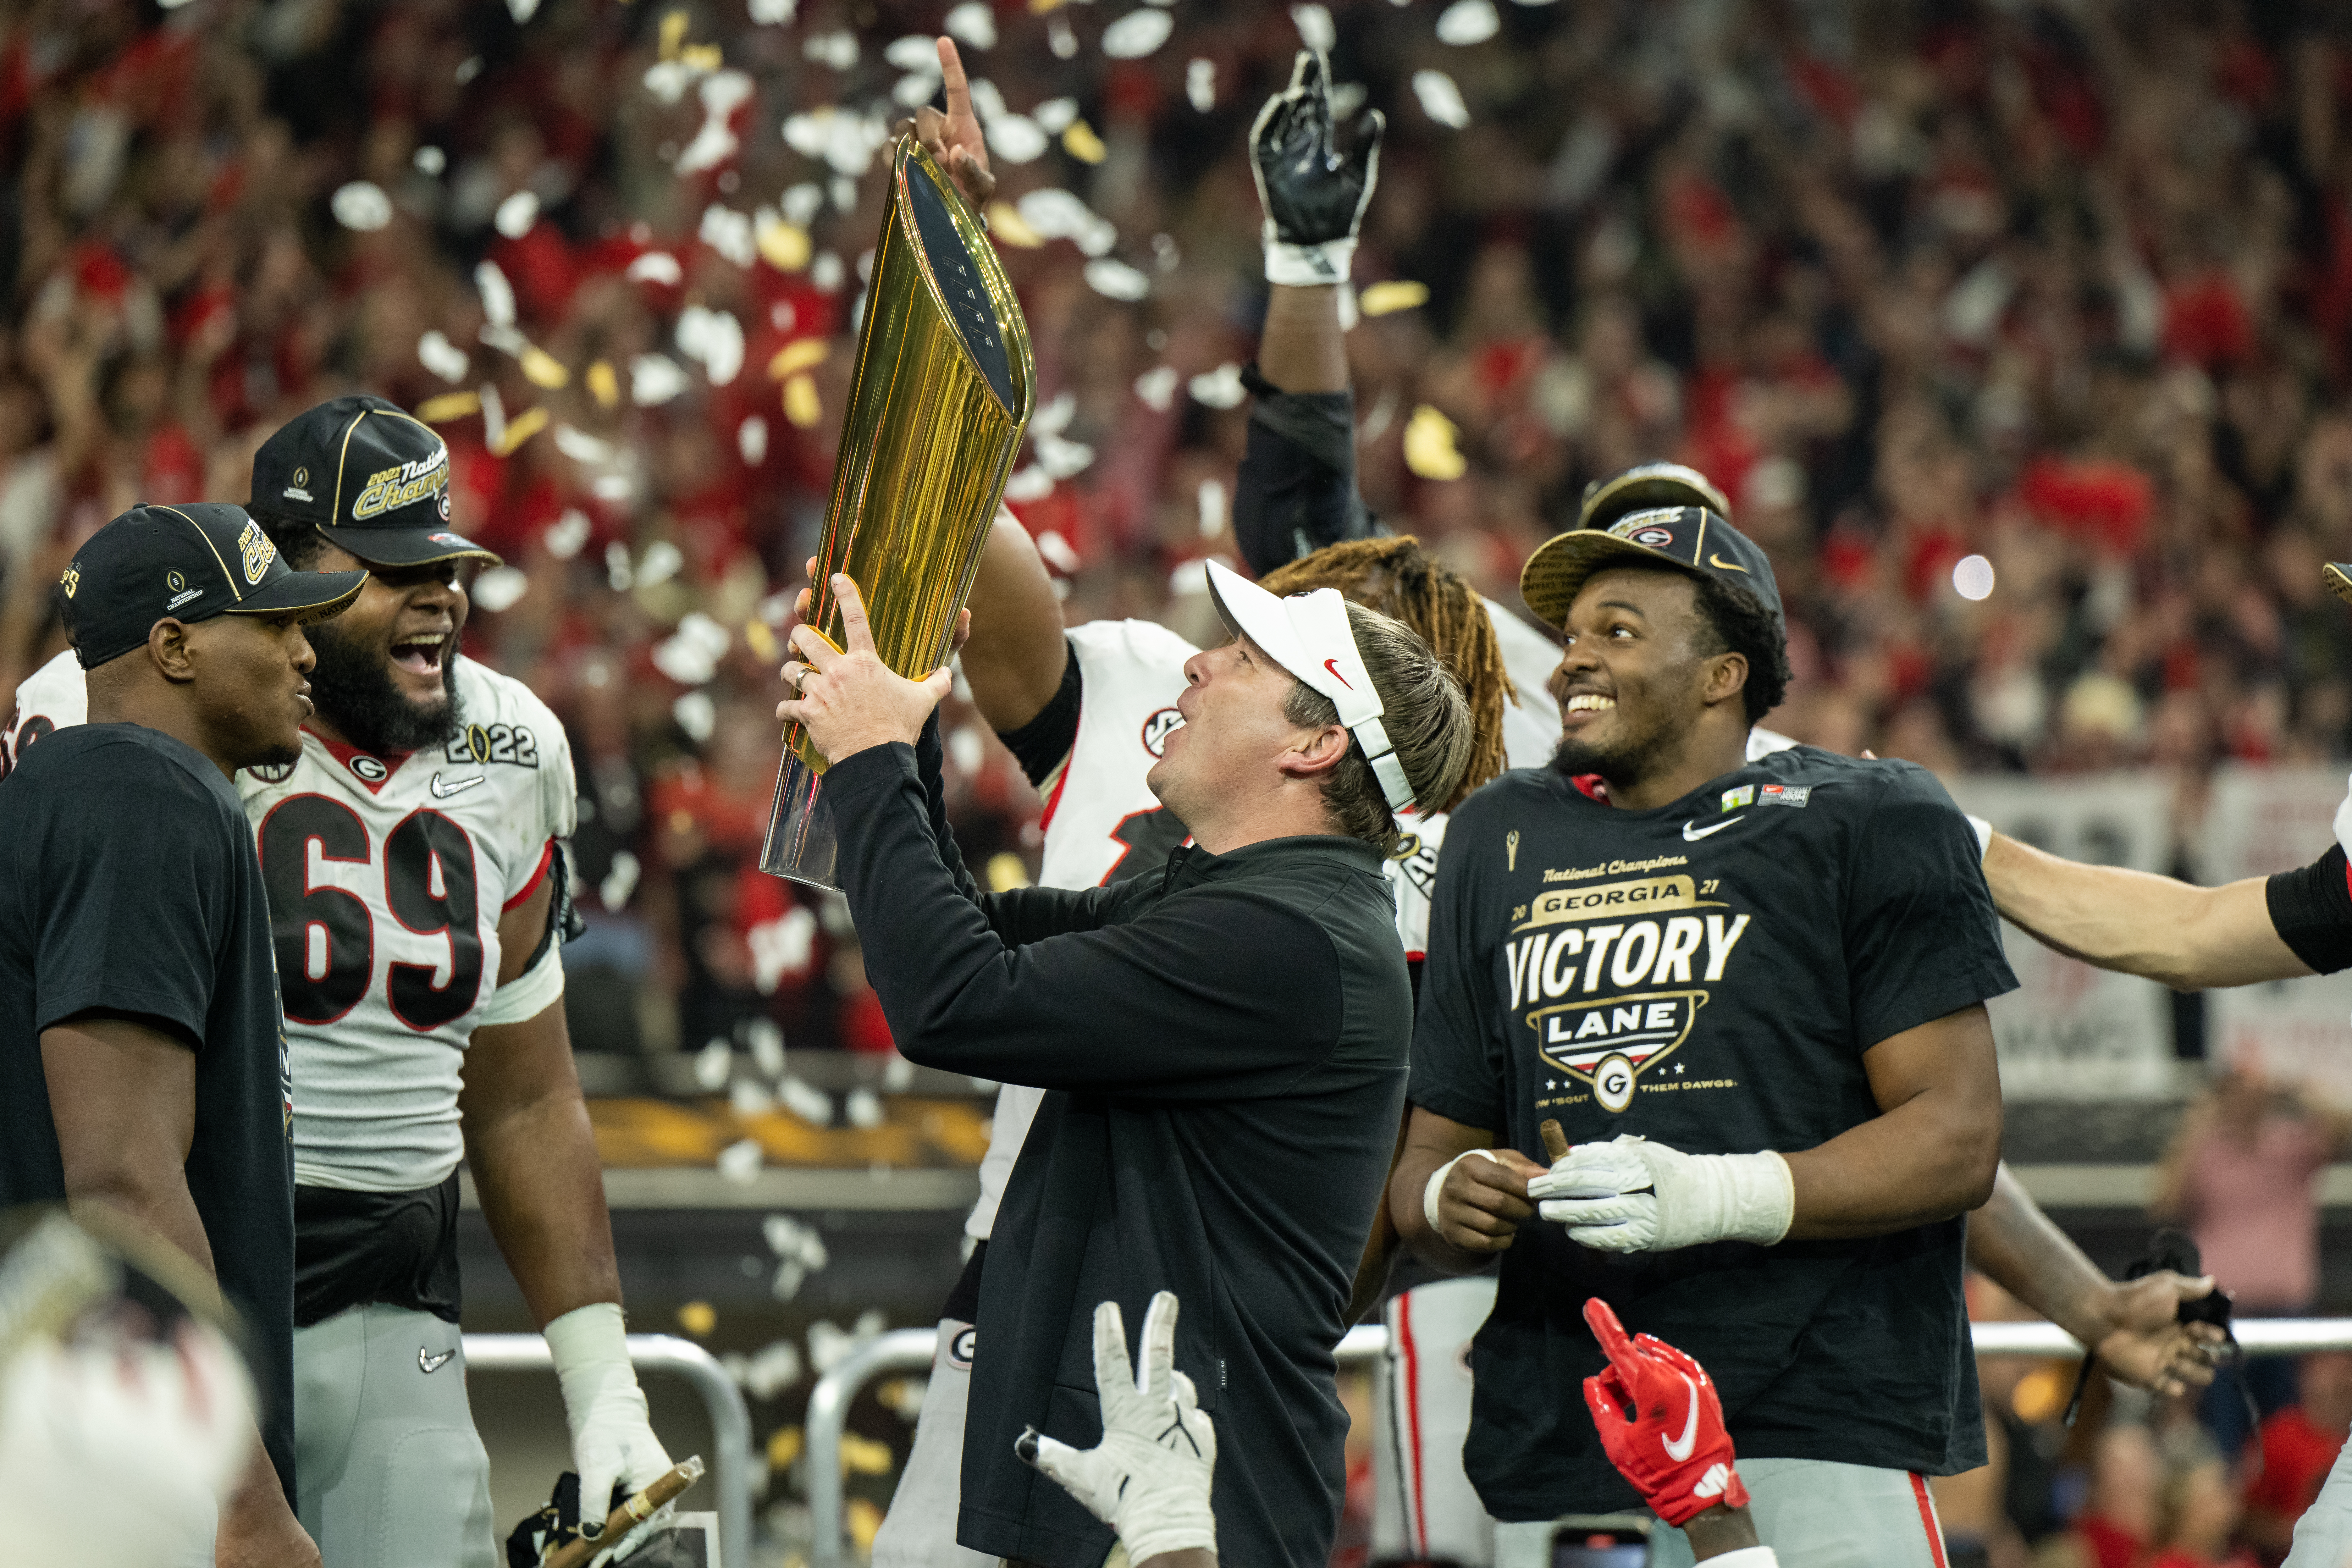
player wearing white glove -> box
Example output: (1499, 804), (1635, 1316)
(1530, 1135), (1793, 1254)
(1018, 1293), (1217, 1568)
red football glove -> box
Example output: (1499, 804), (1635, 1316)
(1580, 1298), (1750, 1526)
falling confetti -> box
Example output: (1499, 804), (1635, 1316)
(625, 251), (683, 287)
(783, 374), (822, 428)
(585, 360), (620, 409)
(491, 405), (549, 457)
(545, 510), (592, 559)
(631, 354), (690, 406)
(731, 1078), (775, 1117)
(1186, 59), (1216, 112)
(1133, 365), (1179, 411)
(673, 691), (717, 742)
(493, 190), (539, 239)
(1034, 391), (1076, 433)
(677, 1302), (717, 1337)
(802, 30), (858, 70)
(553, 424), (615, 464)
(677, 70), (755, 174)
(417, 331), (470, 383)
(676, 305), (746, 385)
(716, 1138), (764, 1184)
(782, 182), (825, 226)
(1199, 477), (1228, 538)
(884, 35), (940, 71)
(1291, 3), (1336, 50)
(846, 1088), (884, 1130)
(741, 1338), (805, 1397)
(413, 145), (446, 176)
(748, 1018), (786, 1078)
(330, 181), (393, 232)
(986, 201), (1045, 247)
(1035, 432), (1096, 478)
(778, 1075), (834, 1126)
(1360, 279), (1431, 316)
(985, 113), (1048, 164)
(739, 415), (769, 466)
(472, 567), (530, 613)
(1062, 119), (1107, 163)
(638, 540), (685, 588)
(1435, 0), (1500, 45)
(1084, 258), (1150, 300)
(1412, 69), (1472, 129)
(770, 338), (830, 380)
(519, 344), (569, 389)
(1003, 465), (1053, 502)
(748, 0), (795, 20)
(699, 204), (756, 269)
(1016, 188), (1116, 255)
(694, 1038), (733, 1090)
(474, 260), (517, 328)
(944, 2), (997, 49)
(1189, 362), (1247, 409)
(600, 850), (641, 912)
(1102, 9), (1174, 58)
(1047, 14), (1077, 57)
(417, 390), (480, 423)
(1404, 404), (1468, 479)
(811, 251), (845, 291)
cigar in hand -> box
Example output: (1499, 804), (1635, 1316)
(543, 1456), (707, 1568)
(1539, 1119), (1570, 1163)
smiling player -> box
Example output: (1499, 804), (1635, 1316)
(2, 395), (670, 1567)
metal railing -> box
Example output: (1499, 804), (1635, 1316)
(463, 1332), (753, 1568)
(805, 1318), (2352, 1568)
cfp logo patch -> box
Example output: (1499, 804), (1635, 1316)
(165, 568), (202, 611)
(238, 520), (276, 585)
(1140, 707), (1184, 758)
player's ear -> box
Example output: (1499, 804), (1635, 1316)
(1701, 649), (1748, 712)
(147, 617), (198, 684)
(1277, 722), (1350, 781)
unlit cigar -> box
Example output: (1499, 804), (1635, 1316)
(544, 1456), (707, 1568)
(1539, 1119), (1570, 1162)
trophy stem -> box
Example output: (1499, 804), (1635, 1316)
(761, 749), (840, 889)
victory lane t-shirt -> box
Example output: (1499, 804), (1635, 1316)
(1410, 744), (2015, 1517)
(0, 723), (297, 1499)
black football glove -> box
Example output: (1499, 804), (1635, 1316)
(1249, 48), (1383, 287)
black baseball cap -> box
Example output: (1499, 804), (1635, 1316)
(2327, 562), (2352, 607)
(250, 394), (501, 569)
(61, 502), (367, 670)
(1520, 506), (1784, 629)
(1577, 461), (1733, 533)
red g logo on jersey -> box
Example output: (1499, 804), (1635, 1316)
(1140, 707), (1184, 757)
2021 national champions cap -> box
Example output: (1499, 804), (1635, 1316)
(61, 502), (367, 670)
(1520, 506), (1784, 630)
(249, 394), (501, 569)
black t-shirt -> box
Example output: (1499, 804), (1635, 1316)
(0, 724), (297, 1498)
(1411, 745), (2017, 1517)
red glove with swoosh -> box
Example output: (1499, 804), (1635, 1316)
(1581, 1298), (1750, 1526)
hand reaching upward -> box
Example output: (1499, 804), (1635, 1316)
(896, 37), (995, 207)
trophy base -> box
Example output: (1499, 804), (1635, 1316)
(760, 750), (840, 889)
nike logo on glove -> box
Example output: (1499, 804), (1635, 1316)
(429, 773), (485, 799)
(1681, 816), (1742, 842)
(419, 1347), (456, 1374)
(1661, 1371), (1700, 1461)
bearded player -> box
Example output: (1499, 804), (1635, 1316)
(3, 395), (670, 1567)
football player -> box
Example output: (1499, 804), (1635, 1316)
(3, 395), (670, 1567)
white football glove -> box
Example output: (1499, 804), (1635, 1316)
(1528, 1135), (1793, 1254)
(1017, 1292), (1217, 1564)
(545, 1302), (675, 1563)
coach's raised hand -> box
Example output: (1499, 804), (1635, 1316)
(777, 575), (958, 763)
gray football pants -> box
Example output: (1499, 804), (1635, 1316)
(1493, 1458), (1949, 1568)
(294, 1303), (497, 1568)
(2283, 1434), (2352, 1568)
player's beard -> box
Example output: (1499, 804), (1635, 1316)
(1549, 705), (1677, 792)
(305, 618), (462, 757)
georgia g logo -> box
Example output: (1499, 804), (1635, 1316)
(1631, 526), (1675, 548)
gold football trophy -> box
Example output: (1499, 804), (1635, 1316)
(761, 137), (1035, 887)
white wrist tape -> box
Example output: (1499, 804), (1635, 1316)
(1264, 231), (1357, 288)
(544, 1301), (640, 1438)
(478, 939), (564, 1027)
(1667, 1149), (1795, 1250)
(1704, 1549), (1779, 1567)
(1965, 813), (1993, 860)
(1423, 1147), (1500, 1237)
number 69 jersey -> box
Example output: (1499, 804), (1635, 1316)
(5, 649), (576, 1194)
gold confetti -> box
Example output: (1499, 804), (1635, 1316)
(986, 852), (1031, 892)
(493, 405), (551, 456)
(681, 41), (722, 71)
(757, 218), (811, 272)
(848, 1499), (885, 1550)
(1403, 404), (1467, 480)
(986, 202), (1045, 248)
(1028, 0), (1074, 11)
(519, 345), (570, 389)
(1061, 119), (1107, 164)
(769, 338), (830, 379)
(417, 391), (482, 423)
(745, 619), (779, 662)
(783, 373), (822, 427)
(586, 360), (620, 408)
(1360, 279), (1431, 317)
(842, 1433), (894, 1476)
(659, 9), (688, 58)
(766, 1427), (804, 1470)
(677, 1301), (716, 1337)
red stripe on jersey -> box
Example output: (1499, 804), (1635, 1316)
(1910, 1473), (1948, 1567)
(505, 838), (556, 910)
(1397, 1290), (1431, 1552)
(1035, 745), (1076, 833)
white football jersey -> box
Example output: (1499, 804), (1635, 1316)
(7, 649), (576, 1192)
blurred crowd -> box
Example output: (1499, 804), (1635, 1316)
(9, 0), (2352, 1058)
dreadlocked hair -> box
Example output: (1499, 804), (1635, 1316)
(1261, 536), (1509, 810)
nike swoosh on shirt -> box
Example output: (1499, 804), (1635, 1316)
(1681, 816), (1742, 842)
(1662, 1371), (1701, 1461)
(429, 773), (485, 799)
(419, 1347), (456, 1374)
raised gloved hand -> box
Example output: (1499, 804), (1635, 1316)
(1581, 1299), (1750, 1527)
(1017, 1292), (1216, 1564)
(1529, 1135), (1792, 1254)
(544, 1303), (674, 1562)
(1249, 48), (1383, 288)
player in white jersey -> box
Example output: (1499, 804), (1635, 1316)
(4, 395), (671, 1568)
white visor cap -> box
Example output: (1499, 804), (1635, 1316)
(1202, 558), (1416, 814)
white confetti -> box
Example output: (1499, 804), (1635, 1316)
(748, 1018), (786, 1078)
(413, 145), (446, 176)
(673, 690), (717, 742)
(1186, 59), (1216, 112)
(417, 330), (469, 383)
(1036, 529), (1082, 575)
(643, 58), (697, 105)
(716, 1138), (764, 1184)
(694, 1038), (733, 1090)
(739, 415), (769, 466)
(1292, 3), (1336, 51)
(1033, 390), (1077, 435)
(1412, 69), (1472, 128)
(748, 0), (795, 22)
(1036, 431), (1096, 478)
(1134, 365), (1179, 411)
(676, 304), (745, 386)
(699, 204), (756, 269)
(802, 30), (857, 70)
(544, 509), (591, 559)
(1190, 362), (1247, 409)
(637, 539), (685, 588)
(1003, 465), (1054, 503)
(883, 1056), (915, 1091)
(967, 79), (1008, 122)
(749, 906), (816, 994)
(1329, 80), (1368, 119)
(478, 382), (507, 451)
(474, 260), (517, 328)
(739, 1338), (804, 1396)
(1016, 188), (1117, 255)
(631, 354), (689, 407)
(676, 69), (754, 174)
(731, 1077), (775, 1117)
(985, 113), (1048, 165)
(944, 2), (996, 49)
(552, 423), (614, 464)
(599, 850), (641, 913)
(1084, 258), (1150, 301)
(778, 1075), (834, 1126)
(1435, 0), (1500, 45)
(471, 566), (529, 613)
(846, 1088), (884, 1130)
(1048, 14), (1077, 57)
(605, 540), (632, 592)
(658, 619), (722, 683)
(506, 0), (540, 22)
(493, 189), (538, 239)
(455, 56), (482, 85)
(831, 175), (858, 212)
(1031, 97), (1079, 134)
(330, 181), (393, 232)
(885, 35), (940, 71)
(895, 72), (944, 109)
(1199, 478), (1228, 538)
(1102, 9), (1173, 58)
(782, 183), (824, 227)
(625, 251), (683, 286)
(811, 252), (845, 292)
(781, 111), (831, 160)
